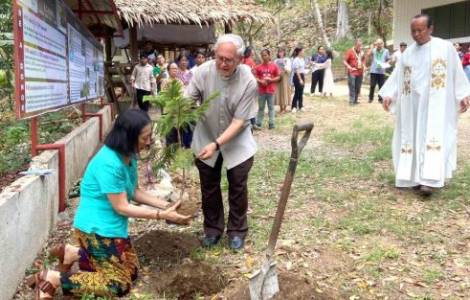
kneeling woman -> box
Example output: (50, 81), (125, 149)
(29, 109), (190, 299)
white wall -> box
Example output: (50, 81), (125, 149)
(0, 105), (112, 300)
(392, 0), (470, 49)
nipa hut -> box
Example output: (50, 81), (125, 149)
(113, 0), (274, 62)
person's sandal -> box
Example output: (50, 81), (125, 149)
(49, 244), (72, 273)
(26, 261), (56, 300)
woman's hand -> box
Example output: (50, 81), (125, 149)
(159, 200), (191, 225)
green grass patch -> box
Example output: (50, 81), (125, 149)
(422, 267), (444, 285)
(439, 164), (470, 209)
(364, 246), (400, 263)
(322, 117), (393, 162)
(336, 198), (419, 238)
(323, 119), (392, 147)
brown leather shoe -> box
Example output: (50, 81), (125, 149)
(419, 185), (434, 197)
(49, 244), (72, 273)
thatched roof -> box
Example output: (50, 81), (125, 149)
(114, 0), (274, 27)
(64, 0), (122, 34)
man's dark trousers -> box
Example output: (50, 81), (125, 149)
(310, 69), (325, 94)
(195, 155), (254, 239)
(369, 73), (386, 102)
(135, 88), (151, 111)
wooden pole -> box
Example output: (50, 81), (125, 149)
(105, 35), (112, 63)
(224, 22), (232, 34)
(129, 24), (138, 63)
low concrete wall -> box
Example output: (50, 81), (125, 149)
(0, 105), (112, 300)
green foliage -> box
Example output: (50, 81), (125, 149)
(0, 110), (81, 176)
(4, 124), (28, 146)
(0, 123), (30, 174)
(0, 0), (14, 111)
(147, 80), (218, 171)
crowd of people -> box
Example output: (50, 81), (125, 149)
(130, 42), (342, 130)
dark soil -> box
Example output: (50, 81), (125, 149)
(222, 272), (337, 300)
(146, 261), (227, 300)
(176, 197), (201, 217)
(134, 230), (201, 268)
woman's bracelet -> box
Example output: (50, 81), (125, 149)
(155, 210), (161, 220)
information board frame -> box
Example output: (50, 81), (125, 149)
(13, 0), (105, 119)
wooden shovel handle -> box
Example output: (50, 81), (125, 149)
(266, 122), (314, 256)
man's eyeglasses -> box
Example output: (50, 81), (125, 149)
(216, 55), (236, 66)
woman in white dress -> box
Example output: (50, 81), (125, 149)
(313, 49), (335, 97)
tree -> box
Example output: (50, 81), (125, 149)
(335, 0), (350, 40)
(0, 0), (14, 111)
(354, 0), (393, 43)
(310, 0), (331, 48)
(145, 81), (219, 198)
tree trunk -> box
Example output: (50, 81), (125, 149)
(335, 0), (350, 40)
(310, 0), (331, 48)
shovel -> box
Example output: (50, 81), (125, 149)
(249, 122), (314, 300)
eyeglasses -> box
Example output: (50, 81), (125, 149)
(215, 55), (236, 66)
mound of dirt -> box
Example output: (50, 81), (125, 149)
(176, 198), (200, 216)
(148, 261), (227, 300)
(222, 272), (337, 300)
(134, 230), (200, 268)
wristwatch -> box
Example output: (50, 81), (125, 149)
(214, 141), (220, 151)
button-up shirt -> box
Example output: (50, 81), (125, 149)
(186, 61), (258, 169)
(130, 63), (156, 92)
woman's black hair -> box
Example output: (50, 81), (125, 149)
(167, 61), (178, 71)
(261, 48), (271, 56)
(105, 109), (151, 157)
(292, 47), (303, 58)
(176, 54), (189, 65)
(244, 46), (253, 58)
(277, 48), (286, 59)
(326, 49), (334, 60)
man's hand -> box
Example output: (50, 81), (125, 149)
(382, 97), (393, 112)
(459, 97), (470, 113)
(159, 200), (191, 225)
(198, 142), (217, 160)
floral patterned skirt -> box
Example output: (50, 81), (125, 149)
(60, 230), (139, 297)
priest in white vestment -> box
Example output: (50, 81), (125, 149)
(379, 14), (470, 195)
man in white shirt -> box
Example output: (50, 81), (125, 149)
(130, 55), (156, 112)
(380, 14), (470, 196)
(391, 42), (407, 66)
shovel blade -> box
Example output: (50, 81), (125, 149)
(249, 261), (279, 300)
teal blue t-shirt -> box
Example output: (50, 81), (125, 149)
(73, 145), (138, 238)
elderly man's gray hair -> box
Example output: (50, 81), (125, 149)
(214, 34), (245, 57)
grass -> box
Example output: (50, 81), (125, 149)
(422, 267), (444, 285)
(119, 94), (470, 299)
(363, 246), (400, 263)
(242, 99), (470, 298)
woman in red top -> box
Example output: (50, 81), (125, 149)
(463, 47), (470, 83)
(242, 46), (257, 72)
(254, 49), (281, 129)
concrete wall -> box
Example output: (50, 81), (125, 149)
(393, 0), (470, 49)
(0, 105), (112, 300)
